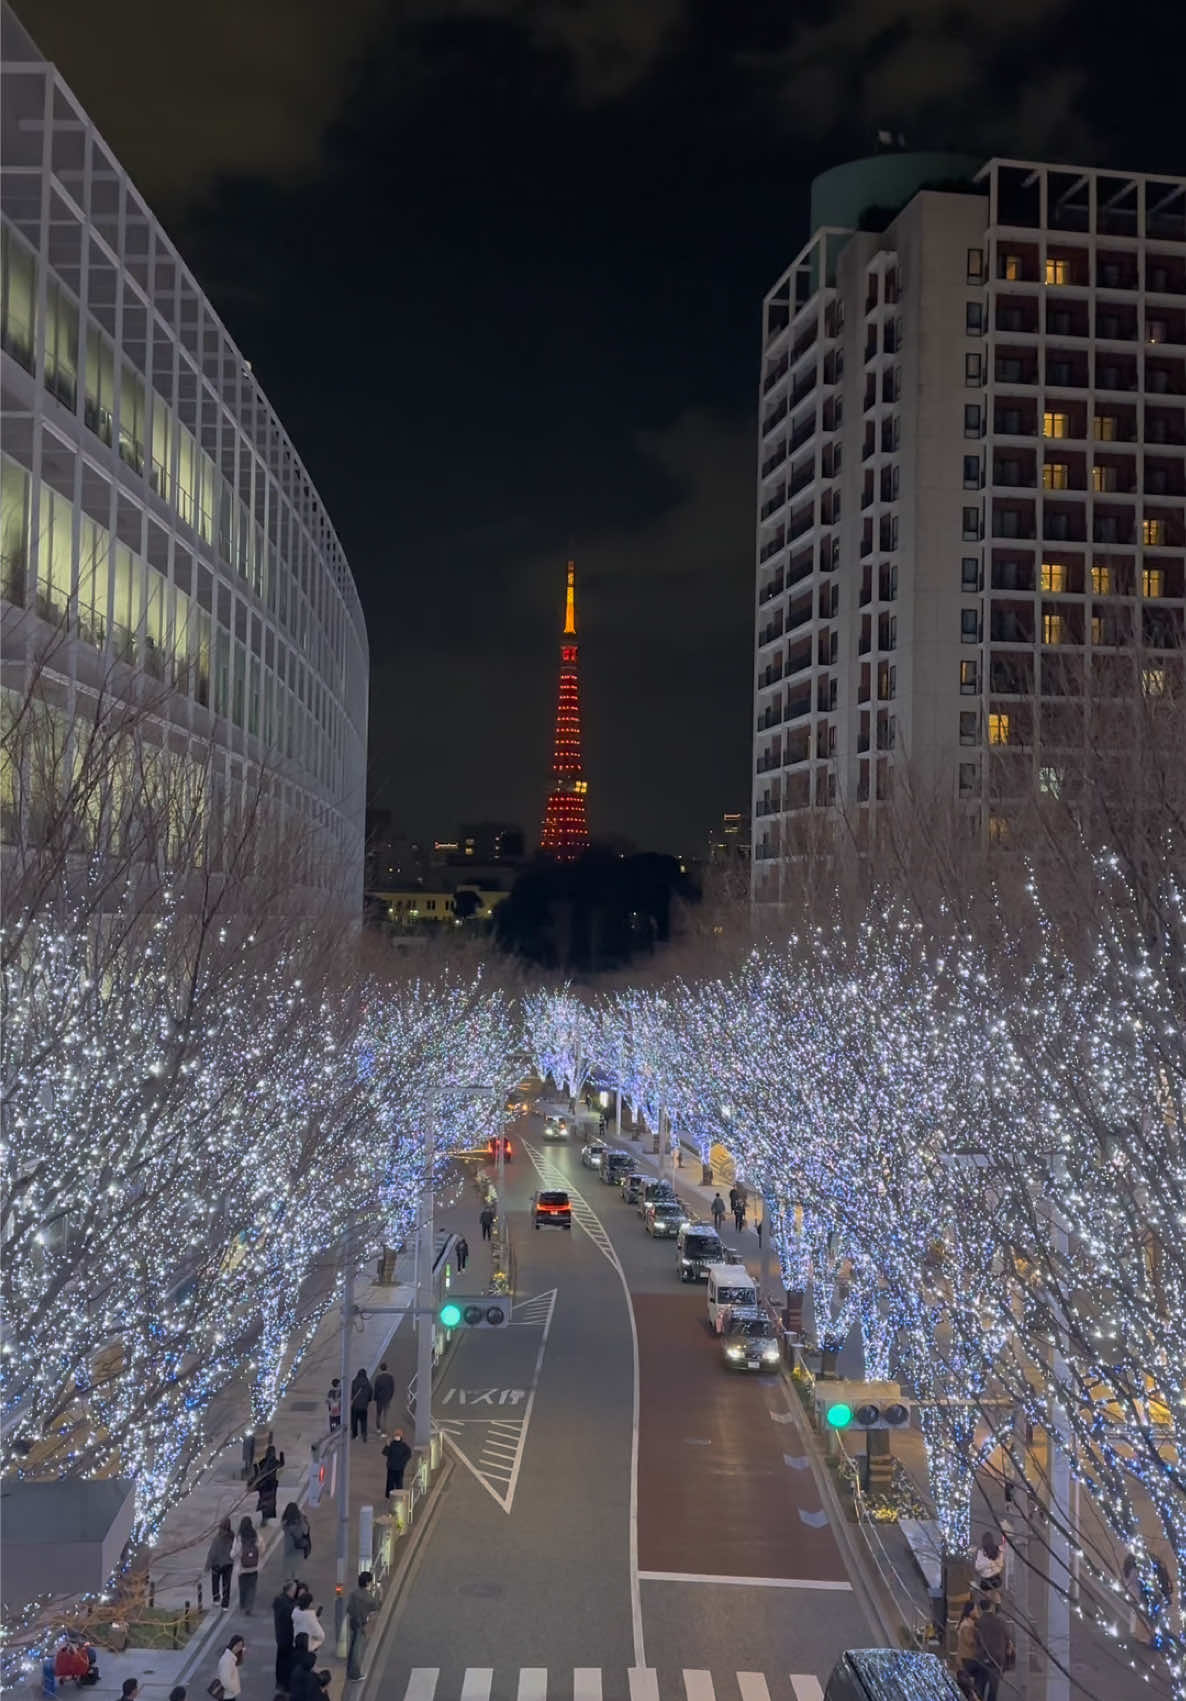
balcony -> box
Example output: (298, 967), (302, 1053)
(760, 442), (787, 479)
(763, 354), (789, 395)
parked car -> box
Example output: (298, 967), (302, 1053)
(645, 1198), (686, 1238)
(705, 1263), (759, 1332)
(622, 1173), (646, 1204)
(533, 1189), (572, 1230)
(676, 1222), (724, 1281)
(581, 1141), (607, 1169)
(638, 1178), (676, 1216)
(719, 1305), (780, 1370)
(599, 1150), (633, 1185)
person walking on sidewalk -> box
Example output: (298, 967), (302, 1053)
(728, 1185), (739, 1216)
(455, 1235), (470, 1272)
(233, 1515), (260, 1613)
(711, 1193), (726, 1233)
(383, 1429), (412, 1498)
(272, 1581), (297, 1691)
(973, 1600), (1014, 1701)
(372, 1361), (395, 1434)
(733, 1197), (746, 1231)
(281, 1502), (311, 1578)
(206, 1516), (234, 1610)
(215, 1636), (245, 1700)
(325, 1379), (342, 1431)
(350, 1369), (373, 1441)
(253, 1439), (285, 1524)
(291, 1591), (325, 1655)
(345, 1571), (380, 1680)
(479, 1205), (495, 1241)
(287, 1637), (315, 1701)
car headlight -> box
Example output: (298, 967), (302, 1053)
(763, 1347), (780, 1363)
(726, 1345), (745, 1359)
(681, 1258), (692, 1266)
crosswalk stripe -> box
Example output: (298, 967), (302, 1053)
(403, 1672), (439, 1701)
(573, 1670), (602, 1701)
(517, 1670), (548, 1701)
(790, 1679), (825, 1701)
(628, 1672), (661, 1701)
(738, 1677), (772, 1701)
(459, 1672), (492, 1701)
(683, 1673), (715, 1701)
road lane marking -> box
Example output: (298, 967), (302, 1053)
(790, 1681), (825, 1701)
(516, 1671), (547, 1701)
(628, 1672), (660, 1701)
(798, 1508), (829, 1528)
(459, 1672), (492, 1701)
(738, 1678), (772, 1701)
(638, 1570), (852, 1590)
(573, 1669), (602, 1701)
(682, 1673), (714, 1701)
(767, 1409), (795, 1423)
(783, 1454), (809, 1469)
(402, 1672), (439, 1701)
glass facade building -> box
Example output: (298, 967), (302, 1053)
(0, 5), (368, 901)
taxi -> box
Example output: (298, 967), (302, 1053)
(719, 1305), (781, 1371)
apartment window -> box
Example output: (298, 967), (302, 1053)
(964, 403), (983, 438)
(866, 272), (879, 306)
(962, 506), (981, 540)
(988, 712), (1011, 745)
(1042, 613), (1065, 645)
(1143, 567), (1166, 598)
(1147, 319), (1167, 345)
(1039, 766), (1063, 796)
(960, 660), (979, 694)
(1041, 561), (1068, 592)
(1043, 462), (1070, 490)
(1003, 254), (1023, 282)
(965, 353), (984, 386)
(1094, 414), (1118, 442)
(1091, 563), (1113, 595)
(959, 763), (979, 796)
(1092, 465), (1117, 492)
(1043, 411), (1070, 439)
(961, 557), (981, 591)
(1143, 665), (1167, 696)
(961, 608), (980, 644)
(1045, 257), (1070, 286)
(963, 456), (982, 489)
(1091, 616), (1104, 645)
(966, 301), (984, 334)
(1143, 518), (1166, 546)
(966, 248), (985, 282)
(959, 710), (979, 745)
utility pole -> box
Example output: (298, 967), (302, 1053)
(1038, 1186), (1073, 1701)
(414, 1108), (436, 1449)
(614, 1088), (622, 1140)
(334, 1217), (354, 1638)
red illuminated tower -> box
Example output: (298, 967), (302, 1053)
(539, 560), (590, 859)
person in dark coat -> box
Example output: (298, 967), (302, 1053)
(372, 1362), (395, 1434)
(206, 1517), (234, 1610)
(479, 1206), (495, 1241)
(383, 1430), (413, 1498)
(272, 1581), (297, 1691)
(286, 1637), (316, 1701)
(350, 1370), (372, 1441)
(454, 1237), (469, 1273)
(974, 1600), (1014, 1701)
(253, 1441), (285, 1523)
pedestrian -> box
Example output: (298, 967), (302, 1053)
(252, 1438), (285, 1524)
(280, 1502), (310, 1578)
(122, 1682), (139, 1701)
(350, 1369), (373, 1441)
(372, 1361), (395, 1434)
(291, 1591), (325, 1656)
(728, 1186), (739, 1214)
(973, 1530), (1005, 1596)
(326, 1379), (342, 1431)
(598, 1115), (606, 1136)
(383, 1429), (412, 1498)
(206, 1515), (234, 1610)
(272, 1581), (297, 1691)
(233, 1515), (260, 1613)
(215, 1636), (245, 1701)
(733, 1200), (745, 1231)
(479, 1205), (495, 1241)
(291, 1671), (329, 1701)
(755, 1213), (763, 1247)
(711, 1193), (726, 1232)
(169, 1689), (186, 1701)
(345, 1571), (380, 1680)
(455, 1236), (470, 1273)
(955, 1598), (981, 1693)
(287, 1637), (315, 1701)
(973, 1599), (1014, 1701)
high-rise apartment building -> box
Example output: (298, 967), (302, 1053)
(752, 153), (1185, 900)
(0, 5), (369, 901)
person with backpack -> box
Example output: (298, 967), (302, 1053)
(281, 1502), (310, 1579)
(233, 1516), (260, 1613)
(350, 1369), (373, 1441)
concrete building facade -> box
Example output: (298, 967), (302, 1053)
(0, 5), (369, 901)
(752, 153), (1185, 900)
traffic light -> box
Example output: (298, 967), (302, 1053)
(816, 1380), (914, 1431)
(438, 1297), (510, 1330)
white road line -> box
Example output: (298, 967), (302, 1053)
(628, 1673), (661, 1701)
(638, 1571), (853, 1591)
(573, 1669), (602, 1701)
(790, 1680), (825, 1701)
(402, 1672), (439, 1701)
(682, 1673), (715, 1701)
(516, 1671), (547, 1701)
(459, 1672), (493, 1701)
(738, 1677), (772, 1701)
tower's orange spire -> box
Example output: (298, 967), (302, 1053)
(563, 560), (576, 636)
(539, 559), (590, 860)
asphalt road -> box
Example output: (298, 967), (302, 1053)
(366, 1113), (873, 1701)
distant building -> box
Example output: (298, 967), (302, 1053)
(371, 884), (510, 931)
(456, 821), (525, 863)
(709, 811), (750, 862)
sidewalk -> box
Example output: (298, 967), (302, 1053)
(77, 1169), (499, 1701)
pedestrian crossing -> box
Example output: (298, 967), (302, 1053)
(394, 1670), (825, 1701)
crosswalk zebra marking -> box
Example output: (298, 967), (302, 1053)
(516, 1671), (547, 1701)
(627, 1672), (660, 1701)
(572, 1670), (602, 1701)
(682, 1674), (714, 1701)
(459, 1671), (493, 1701)
(737, 1676), (772, 1701)
(790, 1680), (824, 1701)
(403, 1672), (439, 1701)
(394, 1670), (828, 1700)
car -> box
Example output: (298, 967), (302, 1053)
(645, 1199), (687, 1238)
(719, 1305), (781, 1371)
(581, 1141), (607, 1169)
(622, 1172), (646, 1205)
(533, 1189), (572, 1230)
(638, 1177), (676, 1216)
(676, 1222), (724, 1281)
(599, 1149), (632, 1185)
(542, 1117), (567, 1141)
(485, 1135), (512, 1161)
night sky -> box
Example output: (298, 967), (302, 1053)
(21, 0), (1186, 854)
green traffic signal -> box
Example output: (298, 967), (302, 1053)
(439, 1301), (462, 1328)
(825, 1401), (853, 1429)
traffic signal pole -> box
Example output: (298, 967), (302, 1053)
(414, 1108), (436, 1449)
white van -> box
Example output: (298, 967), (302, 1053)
(705, 1263), (759, 1332)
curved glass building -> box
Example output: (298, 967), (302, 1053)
(0, 5), (369, 901)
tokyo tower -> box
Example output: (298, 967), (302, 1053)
(538, 560), (590, 859)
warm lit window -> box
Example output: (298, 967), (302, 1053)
(1092, 564), (1114, 595)
(1043, 411), (1070, 439)
(1043, 463), (1070, 490)
(1094, 415), (1118, 442)
(960, 660), (978, 694)
(1091, 616), (1104, 644)
(1143, 567), (1166, 597)
(1143, 518), (1165, 546)
(1143, 665), (1167, 696)
(1043, 613), (1065, 645)
(1092, 465), (1117, 492)
(966, 248), (985, 282)
(1041, 561), (1068, 592)
(988, 712), (1010, 745)
(1045, 258), (1070, 286)
(1003, 254), (1023, 282)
